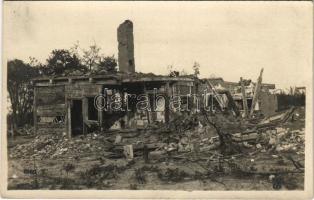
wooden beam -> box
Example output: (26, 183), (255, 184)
(240, 77), (249, 118)
(250, 68), (264, 117)
(143, 84), (151, 124)
(33, 87), (37, 135)
(151, 88), (158, 122)
(82, 97), (88, 136)
(165, 82), (170, 124)
(36, 104), (66, 116)
(98, 87), (103, 130)
(67, 100), (72, 139)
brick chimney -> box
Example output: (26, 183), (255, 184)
(117, 20), (135, 73)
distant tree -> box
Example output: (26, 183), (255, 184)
(29, 57), (41, 67)
(192, 62), (200, 77)
(98, 55), (118, 73)
(70, 42), (118, 73)
(167, 65), (180, 77)
(69, 41), (80, 58)
(82, 44), (101, 71)
(167, 65), (173, 72)
(169, 70), (180, 77)
(28, 56), (46, 76)
(39, 42), (118, 76)
(7, 59), (39, 128)
(46, 49), (83, 75)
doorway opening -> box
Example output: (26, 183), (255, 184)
(88, 97), (98, 121)
(71, 100), (83, 136)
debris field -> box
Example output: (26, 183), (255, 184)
(8, 106), (305, 190)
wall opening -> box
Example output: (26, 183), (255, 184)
(247, 99), (253, 110)
(88, 97), (98, 120)
(71, 100), (83, 136)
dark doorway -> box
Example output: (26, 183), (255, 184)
(88, 97), (98, 120)
(247, 99), (253, 110)
(71, 100), (83, 136)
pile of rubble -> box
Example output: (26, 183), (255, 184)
(11, 125), (35, 136)
(8, 106), (305, 190)
(9, 133), (114, 159)
(10, 107), (305, 172)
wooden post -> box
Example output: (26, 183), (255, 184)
(33, 87), (37, 135)
(194, 81), (199, 112)
(67, 100), (72, 139)
(151, 88), (157, 122)
(165, 82), (170, 124)
(11, 122), (14, 140)
(82, 97), (88, 136)
(98, 87), (103, 130)
(250, 68), (264, 117)
(143, 84), (150, 124)
(240, 77), (249, 118)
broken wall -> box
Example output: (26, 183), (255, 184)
(277, 93), (305, 111)
(259, 91), (278, 117)
(34, 83), (105, 136)
(65, 84), (103, 135)
(35, 86), (66, 132)
(65, 84), (102, 99)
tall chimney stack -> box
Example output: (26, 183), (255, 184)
(117, 20), (135, 73)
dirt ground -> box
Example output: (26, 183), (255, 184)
(7, 107), (305, 190)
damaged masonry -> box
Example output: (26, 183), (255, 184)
(8, 20), (305, 190)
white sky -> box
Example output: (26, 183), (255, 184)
(3, 1), (313, 89)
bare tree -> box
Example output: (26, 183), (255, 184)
(82, 44), (101, 71)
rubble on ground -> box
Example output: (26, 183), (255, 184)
(10, 125), (35, 136)
(8, 106), (305, 190)
(10, 107), (305, 162)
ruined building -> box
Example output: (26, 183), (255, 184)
(204, 75), (278, 117)
(32, 20), (278, 138)
(32, 20), (197, 137)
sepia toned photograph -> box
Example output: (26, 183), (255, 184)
(1, 1), (313, 199)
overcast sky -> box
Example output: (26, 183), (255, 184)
(4, 1), (312, 89)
